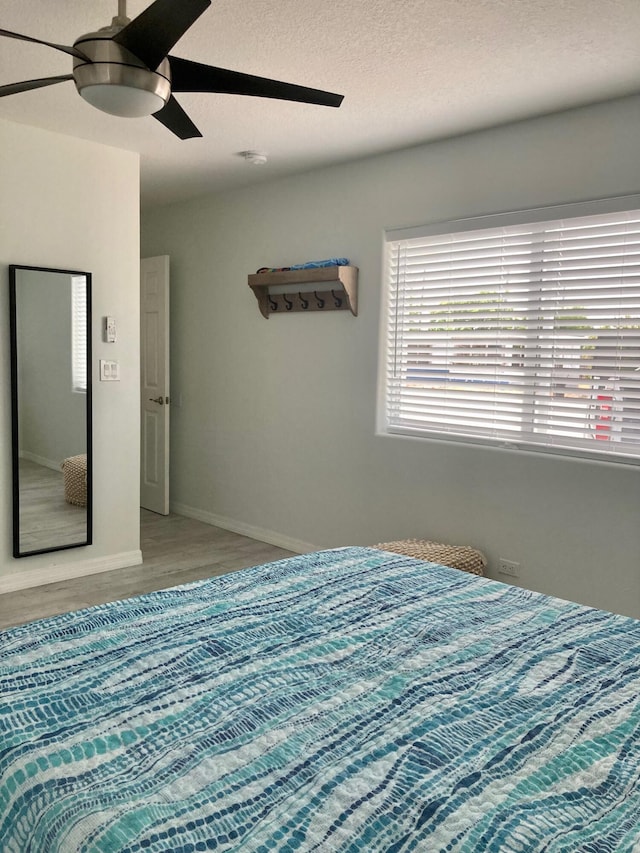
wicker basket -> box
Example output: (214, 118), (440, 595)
(61, 453), (87, 507)
(375, 539), (486, 576)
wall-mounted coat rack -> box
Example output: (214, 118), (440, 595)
(248, 265), (358, 318)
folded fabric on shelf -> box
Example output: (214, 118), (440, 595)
(256, 257), (349, 273)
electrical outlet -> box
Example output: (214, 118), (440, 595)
(498, 558), (520, 578)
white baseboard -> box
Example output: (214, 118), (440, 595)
(0, 550), (143, 595)
(170, 502), (317, 555)
(20, 450), (61, 472)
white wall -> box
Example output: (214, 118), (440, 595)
(0, 118), (141, 593)
(141, 95), (640, 619)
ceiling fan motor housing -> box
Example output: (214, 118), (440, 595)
(72, 27), (171, 117)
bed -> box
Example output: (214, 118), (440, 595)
(1, 546), (640, 852)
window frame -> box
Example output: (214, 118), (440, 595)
(378, 194), (640, 466)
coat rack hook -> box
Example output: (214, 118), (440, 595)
(331, 289), (342, 308)
(314, 291), (325, 308)
(299, 293), (309, 309)
(283, 294), (293, 311)
(268, 295), (278, 311)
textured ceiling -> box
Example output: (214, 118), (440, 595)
(1, 0), (639, 209)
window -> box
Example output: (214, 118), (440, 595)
(382, 198), (640, 464)
(71, 275), (87, 393)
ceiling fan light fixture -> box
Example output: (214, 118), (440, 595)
(73, 31), (171, 118)
(78, 83), (166, 118)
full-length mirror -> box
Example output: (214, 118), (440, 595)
(9, 265), (92, 557)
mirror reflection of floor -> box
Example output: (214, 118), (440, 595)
(18, 458), (87, 553)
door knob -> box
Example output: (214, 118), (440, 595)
(149, 396), (164, 405)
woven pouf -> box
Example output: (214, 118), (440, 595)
(61, 453), (87, 507)
(375, 539), (486, 576)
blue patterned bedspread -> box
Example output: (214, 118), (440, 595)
(2, 547), (640, 852)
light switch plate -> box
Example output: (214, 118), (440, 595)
(99, 359), (120, 381)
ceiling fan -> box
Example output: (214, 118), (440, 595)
(0, 0), (344, 139)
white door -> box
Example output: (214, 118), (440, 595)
(140, 256), (170, 514)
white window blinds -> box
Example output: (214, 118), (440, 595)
(71, 275), (87, 393)
(383, 203), (640, 463)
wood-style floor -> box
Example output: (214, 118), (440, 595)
(17, 458), (88, 553)
(0, 510), (297, 631)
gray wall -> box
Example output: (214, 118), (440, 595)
(142, 95), (640, 619)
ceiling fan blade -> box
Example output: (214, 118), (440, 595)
(114, 0), (211, 71)
(169, 56), (344, 108)
(0, 28), (88, 60)
(153, 95), (202, 139)
(0, 75), (73, 98)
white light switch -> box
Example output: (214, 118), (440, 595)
(100, 359), (120, 381)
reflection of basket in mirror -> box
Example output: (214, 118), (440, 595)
(61, 454), (87, 507)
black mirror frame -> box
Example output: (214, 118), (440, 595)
(9, 264), (93, 557)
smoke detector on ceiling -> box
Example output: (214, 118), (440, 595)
(241, 150), (268, 165)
